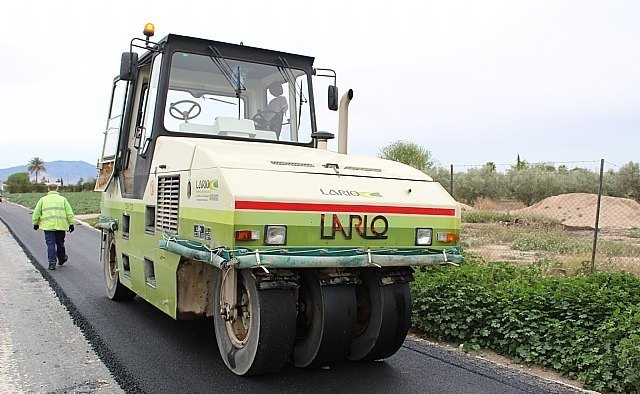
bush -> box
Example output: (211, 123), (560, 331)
(411, 262), (640, 392)
(6, 172), (31, 193)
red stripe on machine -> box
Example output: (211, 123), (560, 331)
(235, 201), (455, 216)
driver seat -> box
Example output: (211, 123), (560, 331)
(255, 95), (287, 138)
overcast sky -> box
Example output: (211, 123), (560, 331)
(0, 0), (638, 170)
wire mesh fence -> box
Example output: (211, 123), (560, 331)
(426, 159), (640, 274)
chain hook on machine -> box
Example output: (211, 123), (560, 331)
(253, 249), (269, 274)
(367, 247), (381, 268)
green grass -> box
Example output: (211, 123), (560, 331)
(462, 210), (513, 223)
(511, 230), (592, 255)
(5, 192), (101, 215)
(462, 210), (562, 228)
(460, 223), (640, 274)
(462, 223), (522, 246)
(463, 223), (640, 268)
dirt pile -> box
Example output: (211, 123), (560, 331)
(515, 193), (640, 229)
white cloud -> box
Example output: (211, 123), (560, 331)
(0, 0), (638, 169)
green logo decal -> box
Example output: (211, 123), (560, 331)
(359, 192), (383, 198)
(196, 179), (219, 190)
(320, 189), (382, 197)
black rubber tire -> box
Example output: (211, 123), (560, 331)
(213, 269), (296, 376)
(293, 269), (357, 367)
(348, 269), (412, 361)
(104, 232), (136, 301)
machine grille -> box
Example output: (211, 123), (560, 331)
(270, 161), (314, 167)
(344, 166), (382, 172)
(156, 175), (180, 233)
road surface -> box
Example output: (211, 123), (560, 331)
(0, 201), (585, 394)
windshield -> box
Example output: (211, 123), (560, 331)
(164, 51), (313, 143)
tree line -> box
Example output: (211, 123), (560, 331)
(5, 157), (95, 193)
(5, 172), (96, 193)
(6, 149), (639, 206)
(379, 141), (640, 206)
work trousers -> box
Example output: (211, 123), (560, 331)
(44, 230), (66, 263)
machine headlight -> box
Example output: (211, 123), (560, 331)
(415, 228), (433, 246)
(264, 225), (287, 245)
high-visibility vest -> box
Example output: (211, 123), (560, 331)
(32, 191), (75, 231)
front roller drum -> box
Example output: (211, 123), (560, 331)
(348, 269), (412, 361)
(293, 270), (357, 368)
(213, 269), (296, 376)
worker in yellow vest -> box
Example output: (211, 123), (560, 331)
(32, 183), (75, 270)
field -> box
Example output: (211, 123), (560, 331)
(462, 194), (640, 274)
(4, 192), (101, 215)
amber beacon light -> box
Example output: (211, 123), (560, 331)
(143, 23), (155, 38)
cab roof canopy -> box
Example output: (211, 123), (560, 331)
(140, 34), (316, 72)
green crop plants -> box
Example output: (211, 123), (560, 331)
(4, 193), (43, 209)
(411, 262), (640, 392)
(5, 192), (101, 215)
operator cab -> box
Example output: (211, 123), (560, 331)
(165, 50), (312, 143)
(97, 24), (338, 197)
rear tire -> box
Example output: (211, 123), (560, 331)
(104, 232), (135, 301)
(213, 269), (296, 376)
(293, 269), (357, 367)
(348, 269), (411, 361)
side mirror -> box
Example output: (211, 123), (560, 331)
(120, 52), (139, 81)
(328, 85), (339, 111)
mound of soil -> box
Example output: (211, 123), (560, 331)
(515, 193), (640, 229)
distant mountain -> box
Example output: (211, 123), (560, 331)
(0, 160), (97, 185)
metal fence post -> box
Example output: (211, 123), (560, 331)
(590, 159), (605, 274)
(450, 164), (454, 197)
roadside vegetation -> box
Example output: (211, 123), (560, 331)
(411, 261), (640, 393)
(4, 191), (101, 215)
(381, 141), (640, 392)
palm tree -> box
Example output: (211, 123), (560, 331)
(27, 157), (46, 183)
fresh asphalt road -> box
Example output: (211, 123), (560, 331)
(0, 201), (583, 394)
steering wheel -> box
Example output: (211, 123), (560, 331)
(252, 110), (281, 130)
(169, 100), (202, 122)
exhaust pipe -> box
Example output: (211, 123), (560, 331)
(338, 89), (353, 154)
